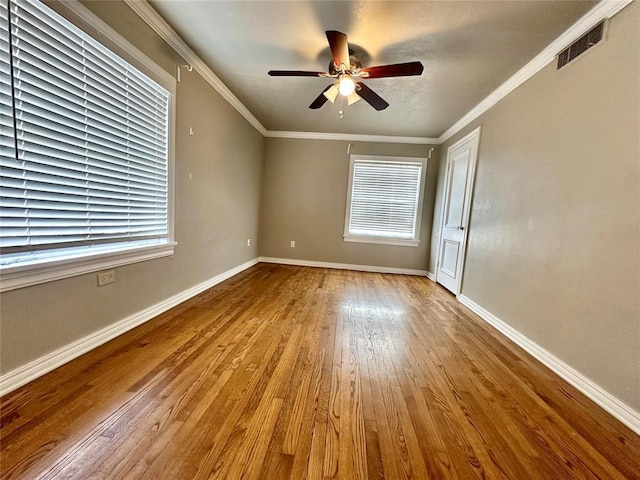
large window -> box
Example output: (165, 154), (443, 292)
(344, 155), (426, 247)
(0, 0), (175, 292)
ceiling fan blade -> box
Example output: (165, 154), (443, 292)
(326, 30), (350, 70)
(309, 85), (334, 109)
(360, 61), (424, 79)
(268, 70), (326, 77)
(355, 82), (389, 111)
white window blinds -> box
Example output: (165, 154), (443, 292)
(347, 160), (423, 240)
(1, 0), (170, 262)
(1, 1), (14, 169)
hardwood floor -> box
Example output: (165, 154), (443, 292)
(1, 264), (638, 479)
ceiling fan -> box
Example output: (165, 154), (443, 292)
(268, 30), (424, 112)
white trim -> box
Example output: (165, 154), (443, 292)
(0, 242), (177, 293)
(0, 258), (260, 397)
(343, 235), (420, 247)
(122, 0), (267, 136)
(265, 130), (438, 145)
(438, 0), (633, 143)
(458, 295), (640, 436)
(259, 257), (428, 277)
(425, 271), (436, 282)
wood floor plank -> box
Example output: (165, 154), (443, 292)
(306, 421), (327, 480)
(94, 314), (270, 479)
(1, 265), (638, 479)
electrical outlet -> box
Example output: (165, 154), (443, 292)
(290, 240), (296, 248)
(247, 238), (251, 247)
(97, 270), (116, 286)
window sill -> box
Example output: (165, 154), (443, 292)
(343, 235), (420, 247)
(0, 242), (177, 293)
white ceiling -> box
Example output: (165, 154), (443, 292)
(148, 0), (597, 138)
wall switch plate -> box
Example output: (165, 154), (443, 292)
(97, 270), (116, 286)
(290, 240), (296, 248)
(247, 238), (251, 247)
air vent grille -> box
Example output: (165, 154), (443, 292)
(557, 22), (604, 69)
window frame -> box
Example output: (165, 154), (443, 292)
(343, 154), (428, 247)
(0, 0), (176, 292)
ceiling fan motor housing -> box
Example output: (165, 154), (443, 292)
(328, 55), (362, 75)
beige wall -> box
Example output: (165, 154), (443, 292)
(259, 138), (438, 271)
(431, 2), (639, 410)
(0, 1), (265, 374)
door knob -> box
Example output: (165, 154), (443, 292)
(457, 226), (465, 231)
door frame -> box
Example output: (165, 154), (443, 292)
(435, 126), (481, 296)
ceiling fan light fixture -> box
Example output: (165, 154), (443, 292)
(338, 75), (356, 96)
(347, 91), (361, 105)
(323, 84), (339, 103)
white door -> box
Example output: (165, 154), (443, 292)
(436, 127), (480, 295)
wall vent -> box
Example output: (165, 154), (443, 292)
(557, 22), (604, 69)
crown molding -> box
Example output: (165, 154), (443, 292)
(123, 0), (267, 136)
(125, 0), (631, 145)
(265, 130), (439, 145)
(438, 0), (633, 144)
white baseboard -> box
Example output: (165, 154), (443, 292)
(0, 258), (260, 397)
(425, 271), (436, 282)
(458, 294), (640, 435)
(259, 257), (429, 277)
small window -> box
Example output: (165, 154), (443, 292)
(344, 155), (426, 247)
(0, 0), (175, 292)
